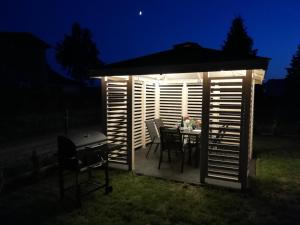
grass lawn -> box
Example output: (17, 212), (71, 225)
(0, 135), (300, 225)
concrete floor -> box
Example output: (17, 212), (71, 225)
(134, 145), (201, 184)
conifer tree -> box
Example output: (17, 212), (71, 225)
(286, 45), (300, 96)
(222, 16), (257, 57)
(281, 45), (300, 123)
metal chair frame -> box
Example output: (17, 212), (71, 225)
(145, 120), (160, 158)
(159, 127), (185, 173)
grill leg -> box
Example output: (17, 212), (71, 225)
(75, 172), (81, 207)
(58, 168), (64, 200)
(105, 161), (112, 194)
(88, 168), (92, 180)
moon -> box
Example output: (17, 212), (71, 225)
(139, 10), (142, 16)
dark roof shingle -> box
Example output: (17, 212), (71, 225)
(90, 42), (270, 76)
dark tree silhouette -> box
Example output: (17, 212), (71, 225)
(56, 22), (102, 83)
(275, 45), (300, 134)
(286, 45), (300, 96)
(222, 16), (257, 57)
(284, 45), (300, 122)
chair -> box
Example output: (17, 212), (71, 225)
(215, 124), (229, 143)
(209, 124), (229, 149)
(57, 136), (111, 205)
(145, 120), (160, 158)
(154, 118), (165, 133)
(159, 127), (185, 172)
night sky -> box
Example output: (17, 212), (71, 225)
(1, 0), (300, 80)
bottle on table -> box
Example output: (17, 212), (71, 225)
(180, 116), (184, 128)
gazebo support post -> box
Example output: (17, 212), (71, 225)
(200, 72), (210, 183)
(240, 70), (252, 190)
(127, 76), (133, 171)
(101, 78), (107, 135)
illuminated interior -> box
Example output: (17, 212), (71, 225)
(102, 68), (265, 188)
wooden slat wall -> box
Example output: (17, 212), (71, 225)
(145, 82), (156, 143)
(187, 83), (202, 120)
(132, 80), (156, 148)
(133, 80), (143, 149)
(206, 77), (243, 182)
(106, 77), (128, 165)
(159, 84), (183, 127)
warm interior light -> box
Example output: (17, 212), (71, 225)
(113, 75), (129, 80)
(208, 70), (246, 78)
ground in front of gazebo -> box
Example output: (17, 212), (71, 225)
(1, 135), (299, 225)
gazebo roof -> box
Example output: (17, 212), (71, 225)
(90, 42), (270, 76)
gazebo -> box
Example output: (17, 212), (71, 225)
(90, 42), (269, 189)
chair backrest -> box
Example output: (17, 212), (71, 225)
(216, 124), (229, 140)
(210, 124), (229, 144)
(145, 120), (159, 142)
(160, 127), (182, 151)
(154, 118), (165, 130)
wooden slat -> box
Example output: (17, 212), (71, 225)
(133, 80), (143, 149)
(188, 83), (202, 120)
(160, 84), (183, 127)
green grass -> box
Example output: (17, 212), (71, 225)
(1, 135), (300, 225)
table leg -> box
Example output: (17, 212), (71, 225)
(195, 135), (200, 168)
(188, 136), (192, 164)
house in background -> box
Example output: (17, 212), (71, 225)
(0, 32), (80, 91)
(0, 32), (50, 88)
(91, 42), (270, 189)
(0, 32), (101, 143)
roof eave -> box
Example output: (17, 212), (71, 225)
(89, 58), (270, 77)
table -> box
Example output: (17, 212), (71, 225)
(180, 128), (201, 167)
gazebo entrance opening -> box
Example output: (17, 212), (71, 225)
(132, 73), (203, 184)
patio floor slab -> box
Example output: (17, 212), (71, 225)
(133, 146), (201, 184)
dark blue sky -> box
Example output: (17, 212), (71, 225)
(1, 0), (300, 80)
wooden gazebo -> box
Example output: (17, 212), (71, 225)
(90, 42), (269, 189)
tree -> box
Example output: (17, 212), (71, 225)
(285, 45), (300, 109)
(56, 22), (102, 83)
(286, 45), (300, 95)
(282, 45), (300, 130)
(273, 45), (300, 128)
(222, 16), (257, 57)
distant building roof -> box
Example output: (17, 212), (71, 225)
(90, 42), (270, 76)
(0, 32), (49, 49)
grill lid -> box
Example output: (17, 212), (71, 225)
(65, 131), (107, 148)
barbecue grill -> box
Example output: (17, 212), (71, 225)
(57, 131), (119, 205)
